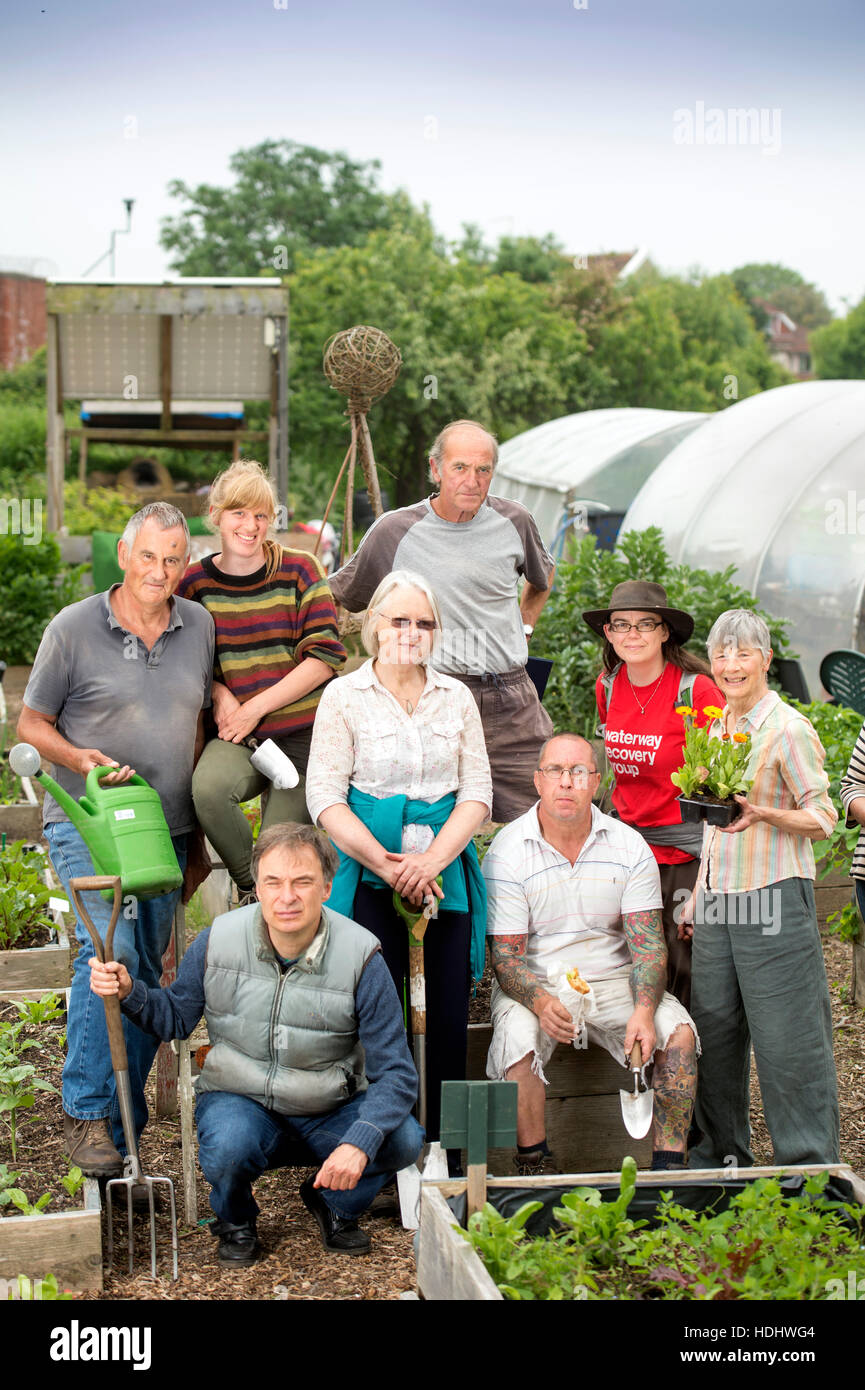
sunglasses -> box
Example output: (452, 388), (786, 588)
(378, 615), (438, 633)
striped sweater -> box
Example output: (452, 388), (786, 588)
(840, 721), (865, 882)
(177, 550), (346, 739)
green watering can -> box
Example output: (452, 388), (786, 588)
(9, 743), (182, 901)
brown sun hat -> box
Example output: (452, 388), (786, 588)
(582, 580), (695, 645)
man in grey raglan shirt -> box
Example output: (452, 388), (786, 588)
(330, 419), (555, 823)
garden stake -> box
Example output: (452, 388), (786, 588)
(68, 874), (178, 1280)
(392, 881), (448, 1228)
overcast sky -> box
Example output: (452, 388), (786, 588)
(2, 0), (862, 313)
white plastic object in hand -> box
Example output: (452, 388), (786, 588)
(547, 962), (597, 1042)
(248, 738), (300, 790)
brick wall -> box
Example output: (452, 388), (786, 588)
(0, 274), (46, 370)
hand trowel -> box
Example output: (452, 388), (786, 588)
(619, 1041), (654, 1139)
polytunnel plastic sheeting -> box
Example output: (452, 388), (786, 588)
(620, 380), (865, 694)
(494, 408), (708, 547)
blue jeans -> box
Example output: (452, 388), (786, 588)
(46, 820), (187, 1151)
(196, 1090), (424, 1225)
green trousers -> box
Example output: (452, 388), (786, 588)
(191, 733), (312, 892)
(689, 876), (840, 1169)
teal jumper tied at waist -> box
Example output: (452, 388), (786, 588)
(325, 787), (488, 981)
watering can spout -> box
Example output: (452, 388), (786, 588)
(8, 742), (93, 832)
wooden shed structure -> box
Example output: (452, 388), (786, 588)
(45, 278), (289, 531)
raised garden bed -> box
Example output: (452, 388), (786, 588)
(0, 772), (42, 843)
(0, 861), (71, 1005)
(416, 1162), (865, 1301)
(0, 1178), (102, 1294)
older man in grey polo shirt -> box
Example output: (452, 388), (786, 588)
(18, 502), (214, 1177)
(484, 733), (698, 1176)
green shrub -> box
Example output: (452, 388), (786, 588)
(0, 404), (46, 475)
(0, 348), (46, 405)
(787, 697), (863, 942)
(0, 533), (85, 664)
(534, 527), (794, 738)
(62, 481), (139, 535)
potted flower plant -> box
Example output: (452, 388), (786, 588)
(670, 704), (753, 826)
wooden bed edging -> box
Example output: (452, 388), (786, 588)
(0, 1179), (103, 1294)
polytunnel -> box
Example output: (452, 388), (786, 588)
(493, 408), (710, 552)
(621, 380), (865, 696)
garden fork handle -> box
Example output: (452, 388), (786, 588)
(68, 876), (139, 1168)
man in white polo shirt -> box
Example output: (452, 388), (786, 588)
(484, 733), (698, 1176)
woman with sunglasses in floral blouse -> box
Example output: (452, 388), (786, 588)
(306, 570), (491, 1168)
(582, 581), (723, 1008)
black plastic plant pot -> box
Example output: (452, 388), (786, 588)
(677, 794), (741, 826)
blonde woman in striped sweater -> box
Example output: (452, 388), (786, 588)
(178, 461), (345, 902)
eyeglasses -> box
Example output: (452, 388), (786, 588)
(607, 619), (663, 634)
(377, 614), (438, 633)
(538, 765), (598, 781)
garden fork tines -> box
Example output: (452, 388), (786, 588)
(69, 874), (178, 1280)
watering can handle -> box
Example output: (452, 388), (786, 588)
(87, 766), (148, 795)
(68, 875), (124, 963)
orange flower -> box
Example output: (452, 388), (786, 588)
(702, 705), (724, 720)
(675, 705), (695, 717)
(721, 733), (730, 741)
(732, 732), (748, 744)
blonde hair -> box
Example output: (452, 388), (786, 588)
(208, 459), (282, 582)
(361, 570), (443, 659)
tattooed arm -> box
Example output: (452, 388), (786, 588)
(621, 907), (668, 1064)
(490, 934), (576, 1044)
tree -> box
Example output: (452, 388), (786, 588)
(730, 262), (833, 331)
(811, 296), (865, 378)
(159, 140), (403, 277)
(286, 213), (595, 508)
(587, 275), (789, 411)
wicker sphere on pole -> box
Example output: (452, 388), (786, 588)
(322, 325), (402, 414)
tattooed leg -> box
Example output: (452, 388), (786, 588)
(506, 1052), (547, 1147)
(651, 1024), (697, 1152)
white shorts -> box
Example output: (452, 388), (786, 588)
(486, 970), (700, 1086)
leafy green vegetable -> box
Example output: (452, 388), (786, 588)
(460, 1159), (865, 1300)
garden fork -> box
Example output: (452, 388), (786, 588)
(69, 874), (178, 1280)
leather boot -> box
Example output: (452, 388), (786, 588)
(63, 1112), (123, 1177)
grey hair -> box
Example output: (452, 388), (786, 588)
(120, 502), (191, 558)
(428, 419), (498, 486)
(361, 570), (443, 659)
(252, 822), (339, 884)
(706, 609), (773, 660)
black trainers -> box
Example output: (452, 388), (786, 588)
(210, 1218), (260, 1267)
(300, 1177), (371, 1254)
(514, 1146), (559, 1178)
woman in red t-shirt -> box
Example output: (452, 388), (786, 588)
(582, 580), (723, 1008)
